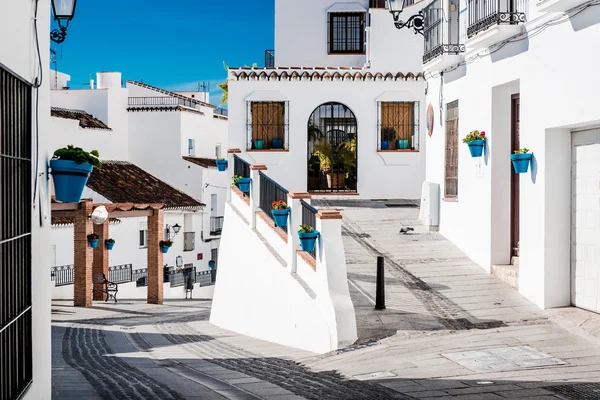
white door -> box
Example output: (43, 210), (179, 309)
(572, 129), (600, 312)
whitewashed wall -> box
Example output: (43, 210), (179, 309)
(0, 0), (52, 397)
(424, 7), (600, 309)
(228, 78), (426, 199)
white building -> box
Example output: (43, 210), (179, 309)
(1, 0), (52, 398)
(420, 0), (600, 310)
(49, 72), (229, 298)
(227, 0), (427, 199)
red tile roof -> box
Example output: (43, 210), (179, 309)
(51, 107), (111, 130)
(126, 105), (204, 115)
(127, 80), (216, 109)
(182, 156), (217, 169)
(86, 161), (204, 210)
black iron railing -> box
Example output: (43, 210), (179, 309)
(184, 232), (195, 251)
(259, 172), (289, 231)
(233, 154), (251, 179)
(214, 107), (228, 117)
(128, 96), (199, 108)
(265, 50), (275, 68)
(300, 200), (318, 259)
(423, 1), (466, 63)
(211, 248), (219, 268)
(51, 265), (75, 286)
(168, 266), (196, 288)
(108, 264), (133, 283)
(467, 0), (526, 38)
(132, 268), (148, 287)
(210, 217), (224, 235)
(196, 269), (218, 285)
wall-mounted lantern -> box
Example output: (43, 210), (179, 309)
(387, 0), (425, 35)
(50, 0), (78, 44)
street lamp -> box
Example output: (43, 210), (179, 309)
(166, 223), (182, 240)
(172, 224), (181, 235)
(387, 0), (425, 35)
(50, 0), (78, 44)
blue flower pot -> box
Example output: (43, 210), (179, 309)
(298, 230), (319, 253)
(253, 139), (264, 150)
(272, 139), (283, 149)
(381, 141), (390, 150)
(50, 159), (94, 203)
(236, 177), (252, 193)
(88, 239), (99, 249)
(216, 159), (228, 171)
(510, 153), (532, 174)
(105, 242), (115, 250)
(208, 260), (216, 269)
(467, 140), (485, 157)
(161, 245), (170, 254)
(272, 209), (290, 227)
(397, 139), (409, 149)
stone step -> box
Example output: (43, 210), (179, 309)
(491, 264), (519, 289)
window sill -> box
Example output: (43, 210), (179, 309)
(442, 197), (458, 202)
(377, 150), (420, 153)
(247, 149), (289, 153)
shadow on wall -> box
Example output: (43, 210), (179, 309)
(570, 6), (600, 31)
(490, 36), (529, 63)
(443, 64), (467, 84)
(531, 153), (538, 184)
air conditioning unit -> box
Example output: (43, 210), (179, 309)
(419, 182), (439, 228)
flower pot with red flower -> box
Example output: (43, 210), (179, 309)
(160, 240), (173, 254)
(510, 148), (532, 174)
(271, 200), (290, 227)
(105, 238), (115, 250)
(87, 233), (100, 249)
(463, 130), (486, 158)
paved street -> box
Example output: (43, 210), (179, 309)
(52, 201), (600, 399)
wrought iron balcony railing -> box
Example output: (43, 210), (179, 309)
(423, 0), (466, 64)
(265, 50), (275, 68)
(210, 217), (224, 235)
(467, 0), (526, 38)
(128, 96), (199, 108)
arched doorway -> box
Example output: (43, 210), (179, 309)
(307, 102), (357, 193)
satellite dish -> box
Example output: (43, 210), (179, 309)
(91, 206), (109, 225)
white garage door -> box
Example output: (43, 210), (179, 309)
(572, 129), (600, 312)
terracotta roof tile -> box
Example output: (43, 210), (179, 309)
(229, 68), (424, 82)
(182, 156), (217, 169)
(51, 107), (111, 130)
(86, 161), (204, 209)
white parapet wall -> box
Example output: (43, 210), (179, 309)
(210, 162), (357, 354)
(52, 280), (215, 300)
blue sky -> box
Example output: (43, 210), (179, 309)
(51, 0), (275, 107)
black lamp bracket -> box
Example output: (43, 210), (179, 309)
(393, 10), (425, 35)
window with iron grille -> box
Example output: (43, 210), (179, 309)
(329, 13), (365, 54)
(184, 232), (195, 251)
(377, 102), (420, 150)
(445, 100), (459, 199)
(246, 101), (289, 150)
(1, 66), (33, 400)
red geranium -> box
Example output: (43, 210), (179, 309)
(272, 200), (289, 210)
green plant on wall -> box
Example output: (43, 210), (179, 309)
(218, 61), (259, 106)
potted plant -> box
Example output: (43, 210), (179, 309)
(215, 158), (228, 171)
(87, 233), (100, 249)
(272, 138), (283, 149)
(160, 239), (173, 254)
(298, 224), (319, 253)
(463, 130), (486, 157)
(313, 138), (357, 189)
(271, 200), (290, 227)
(232, 175), (252, 193)
(253, 139), (264, 150)
(380, 127), (396, 150)
(50, 145), (101, 203)
(105, 238), (115, 250)
(511, 148), (532, 174)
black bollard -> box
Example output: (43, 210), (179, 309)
(375, 256), (386, 310)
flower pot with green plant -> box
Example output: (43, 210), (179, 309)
(50, 145), (101, 203)
(510, 148), (532, 174)
(105, 238), (115, 250)
(271, 200), (290, 227)
(232, 174), (251, 193)
(298, 224), (319, 252)
(463, 130), (486, 157)
(160, 240), (173, 254)
(380, 127), (396, 150)
(87, 233), (100, 249)
(215, 158), (228, 171)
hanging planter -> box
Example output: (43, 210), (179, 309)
(215, 158), (228, 172)
(463, 130), (486, 158)
(50, 145), (101, 203)
(253, 139), (264, 150)
(236, 177), (252, 193)
(105, 239), (115, 250)
(511, 148), (532, 174)
(160, 240), (173, 254)
(271, 200), (290, 227)
(298, 224), (319, 253)
(272, 138), (283, 149)
(87, 233), (100, 249)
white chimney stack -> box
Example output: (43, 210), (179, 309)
(96, 72), (122, 89)
(90, 79), (94, 89)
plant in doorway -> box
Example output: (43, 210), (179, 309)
(105, 238), (115, 250)
(313, 138), (357, 189)
(271, 200), (290, 227)
(463, 130), (486, 157)
(511, 147), (532, 174)
(298, 224), (319, 253)
(160, 239), (173, 254)
(87, 233), (100, 249)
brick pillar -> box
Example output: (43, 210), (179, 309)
(93, 220), (109, 300)
(74, 201), (94, 307)
(147, 209), (164, 304)
(288, 192), (311, 273)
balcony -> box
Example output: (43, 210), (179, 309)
(210, 216), (224, 235)
(466, 0), (526, 49)
(265, 50), (275, 68)
(423, 0), (466, 73)
(128, 96), (200, 109)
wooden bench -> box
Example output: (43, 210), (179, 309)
(92, 273), (118, 302)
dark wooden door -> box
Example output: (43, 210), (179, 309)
(511, 94), (520, 260)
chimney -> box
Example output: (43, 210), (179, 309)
(96, 72), (122, 89)
(90, 79), (94, 89)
